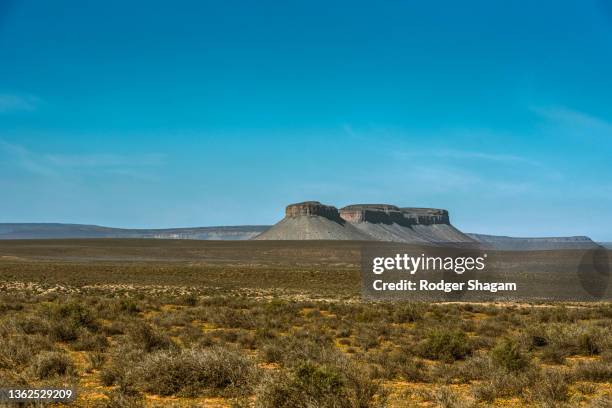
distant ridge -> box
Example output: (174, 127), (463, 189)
(0, 223), (269, 240)
(467, 233), (599, 250)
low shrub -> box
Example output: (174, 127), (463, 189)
(73, 332), (110, 351)
(49, 320), (80, 342)
(430, 386), (465, 408)
(16, 315), (49, 335)
(262, 342), (284, 363)
(491, 338), (529, 372)
(471, 381), (497, 403)
(100, 365), (123, 387)
(365, 348), (427, 382)
(127, 322), (175, 352)
(102, 320), (126, 336)
(355, 329), (379, 351)
(87, 352), (106, 371)
(472, 368), (539, 401)
(31, 351), (75, 379)
(576, 330), (602, 356)
(530, 370), (569, 404)
(418, 329), (472, 362)
(48, 301), (98, 331)
(178, 294), (198, 307)
(541, 346), (567, 364)
(137, 347), (255, 396)
(475, 319), (507, 338)
(391, 303), (424, 323)
(460, 353), (497, 380)
(574, 360), (612, 382)
(255, 361), (384, 408)
(0, 334), (55, 368)
(115, 299), (141, 315)
(208, 307), (254, 330)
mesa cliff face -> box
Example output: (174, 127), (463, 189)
(285, 201), (343, 221)
(400, 208), (450, 225)
(339, 204), (405, 224)
(339, 205), (451, 226)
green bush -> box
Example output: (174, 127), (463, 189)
(49, 301), (98, 331)
(255, 361), (384, 408)
(49, 320), (80, 342)
(46, 301), (100, 343)
(491, 338), (529, 372)
(294, 362), (344, 398)
(418, 329), (472, 362)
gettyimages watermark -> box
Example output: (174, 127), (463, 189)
(361, 243), (611, 302)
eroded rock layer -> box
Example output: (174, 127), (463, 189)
(340, 204), (404, 225)
(285, 201), (342, 221)
(400, 208), (450, 225)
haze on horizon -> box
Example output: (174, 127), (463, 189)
(1, 1), (611, 241)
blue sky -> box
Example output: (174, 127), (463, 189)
(1, 1), (611, 240)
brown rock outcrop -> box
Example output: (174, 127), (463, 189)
(339, 205), (450, 226)
(339, 204), (405, 225)
(400, 208), (450, 225)
(285, 201), (342, 221)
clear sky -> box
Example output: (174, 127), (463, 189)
(1, 1), (611, 240)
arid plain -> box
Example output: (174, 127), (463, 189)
(0, 239), (610, 407)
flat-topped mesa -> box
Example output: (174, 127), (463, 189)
(400, 208), (450, 225)
(255, 201), (472, 242)
(285, 201), (342, 222)
(339, 204), (405, 225)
